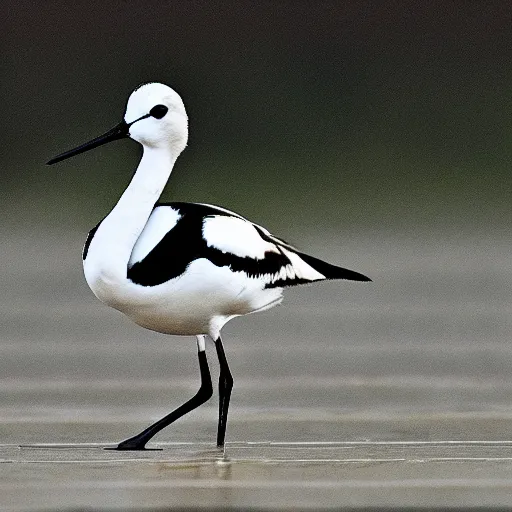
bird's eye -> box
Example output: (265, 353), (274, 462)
(149, 104), (168, 119)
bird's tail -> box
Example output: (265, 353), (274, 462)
(295, 250), (371, 282)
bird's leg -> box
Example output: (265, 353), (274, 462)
(108, 335), (213, 451)
(215, 335), (233, 448)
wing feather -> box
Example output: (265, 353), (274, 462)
(126, 202), (370, 287)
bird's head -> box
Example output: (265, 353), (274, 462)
(125, 83), (188, 152)
(47, 82), (189, 165)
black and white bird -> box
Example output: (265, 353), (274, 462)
(47, 82), (370, 451)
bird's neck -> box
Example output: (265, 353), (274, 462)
(88, 146), (178, 283)
(114, 146), (176, 222)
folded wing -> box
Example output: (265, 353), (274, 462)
(127, 202), (371, 287)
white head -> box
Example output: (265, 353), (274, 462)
(47, 82), (189, 166)
(125, 83), (188, 153)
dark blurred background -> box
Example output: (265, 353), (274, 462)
(3, 0), (510, 237)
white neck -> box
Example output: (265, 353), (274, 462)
(87, 146), (177, 284)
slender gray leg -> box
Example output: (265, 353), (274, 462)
(215, 335), (233, 448)
(109, 335), (213, 451)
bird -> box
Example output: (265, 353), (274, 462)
(47, 82), (371, 451)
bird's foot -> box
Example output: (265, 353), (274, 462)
(104, 436), (162, 451)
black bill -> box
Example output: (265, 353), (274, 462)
(47, 121), (129, 165)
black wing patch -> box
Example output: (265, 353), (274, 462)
(127, 202), (371, 287)
(293, 251), (371, 283)
(127, 203), (295, 287)
(159, 202), (238, 219)
(127, 205), (208, 286)
(82, 220), (103, 260)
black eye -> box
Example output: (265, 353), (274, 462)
(149, 104), (168, 119)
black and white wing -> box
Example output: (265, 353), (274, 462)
(126, 202), (371, 287)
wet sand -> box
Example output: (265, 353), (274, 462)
(1, 230), (511, 509)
